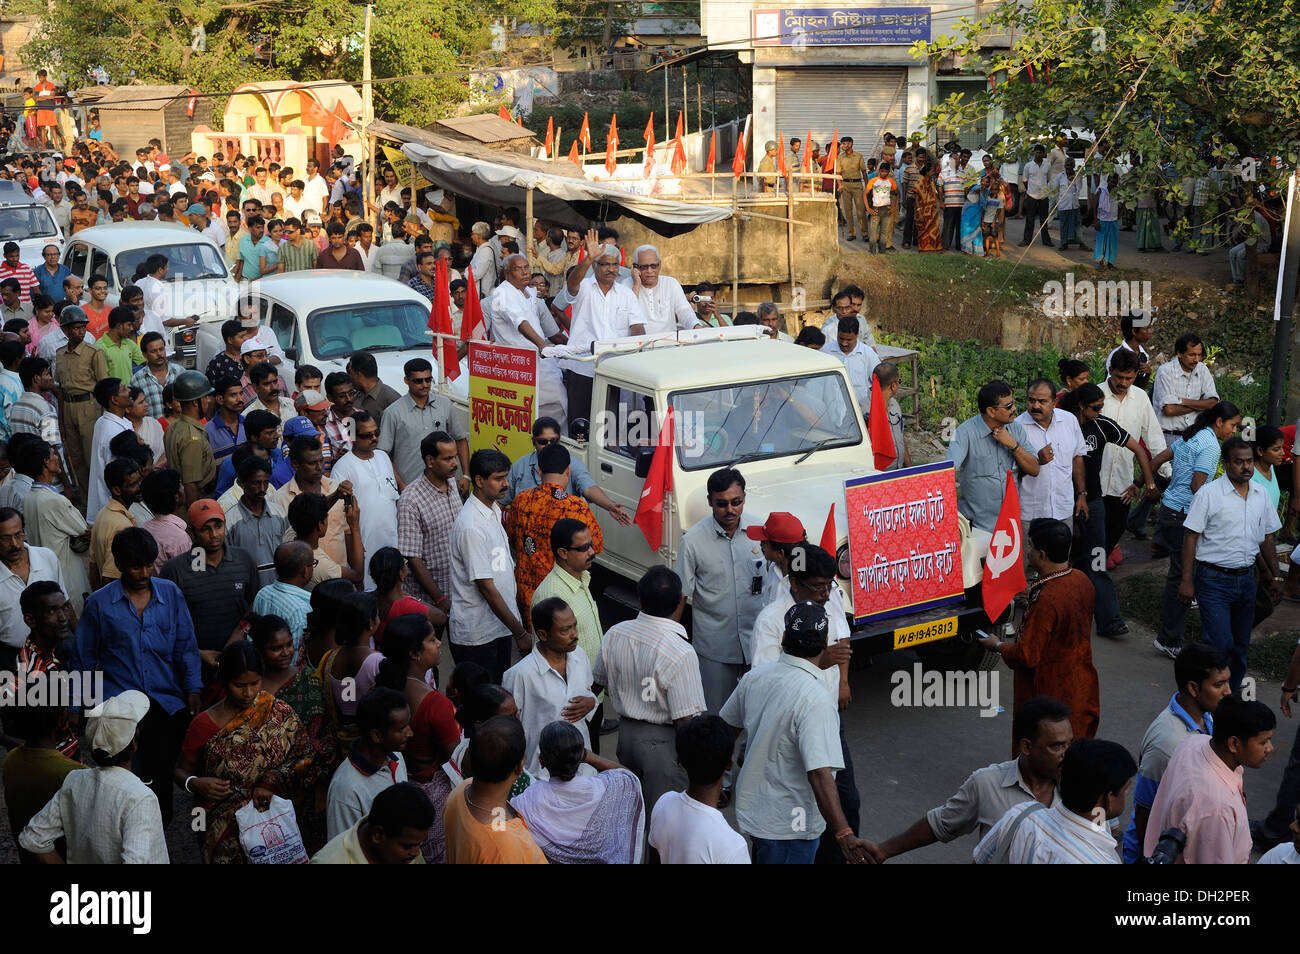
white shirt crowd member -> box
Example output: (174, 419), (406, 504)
(485, 279), (566, 428)
(821, 337), (880, 410)
(634, 274), (699, 335)
(502, 646), (597, 779)
(328, 448), (399, 590)
(1015, 407), (1087, 522)
(448, 493), (517, 649)
(559, 273), (644, 379)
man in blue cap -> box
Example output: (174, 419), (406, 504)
(273, 416), (318, 486)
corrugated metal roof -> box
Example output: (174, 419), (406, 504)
(434, 114), (536, 144)
(94, 86), (193, 110)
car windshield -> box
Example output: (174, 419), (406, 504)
(115, 243), (229, 284)
(0, 205), (58, 241)
(670, 372), (862, 470)
(307, 301), (434, 359)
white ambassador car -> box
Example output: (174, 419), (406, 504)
(0, 181), (63, 267)
(61, 222), (240, 364)
(199, 270), (455, 396)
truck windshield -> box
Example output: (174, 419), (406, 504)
(307, 301), (434, 359)
(115, 244), (229, 284)
(670, 372), (862, 470)
(0, 205), (58, 241)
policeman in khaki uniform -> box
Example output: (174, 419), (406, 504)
(164, 371), (218, 506)
(757, 140), (781, 193)
(52, 305), (105, 504)
(835, 137), (868, 241)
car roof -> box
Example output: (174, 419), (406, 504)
(67, 221), (217, 252)
(597, 338), (845, 392)
(250, 270), (431, 313)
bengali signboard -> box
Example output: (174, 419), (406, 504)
(468, 341), (536, 463)
(844, 460), (964, 625)
(380, 144), (432, 191)
(753, 7), (931, 45)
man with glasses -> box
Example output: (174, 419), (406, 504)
(946, 380), (1040, 536)
(629, 245), (699, 336)
(677, 468), (766, 719)
(377, 358), (468, 489)
(503, 416), (632, 525)
(278, 217), (317, 273)
(331, 410), (399, 590)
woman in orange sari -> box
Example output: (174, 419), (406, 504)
(912, 160), (944, 252)
(175, 642), (309, 864)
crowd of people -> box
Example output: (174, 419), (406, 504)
(0, 120), (1295, 866)
(761, 130), (1274, 275)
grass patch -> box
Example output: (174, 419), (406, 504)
(1115, 564), (1298, 682)
(881, 252), (1069, 310)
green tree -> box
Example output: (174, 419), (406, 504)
(914, 0), (1300, 243)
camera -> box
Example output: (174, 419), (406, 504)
(691, 294), (713, 304)
(1144, 827), (1186, 864)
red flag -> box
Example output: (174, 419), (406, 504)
(460, 265), (486, 342)
(604, 114), (619, 176)
(498, 104), (511, 121)
(187, 93), (197, 118)
(776, 130), (789, 178)
(429, 258), (460, 382)
(517, 114), (523, 127)
(543, 116), (554, 158)
(824, 128), (839, 176)
(634, 407), (675, 551)
(643, 112), (656, 178)
(981, 471), (1028, 622)
(803, 129), (813, 173)
(332, 100), (351, 123)
(706, 129), (716, 173)
(567, 139), (580, 165)
(670, 113), (687, 176)
(579, 112), (592, 151)
(732, 115), (750, 178)
(868, 376), (897, 470)
(300, 97), (333, 126)
(819, 503), (836, 556)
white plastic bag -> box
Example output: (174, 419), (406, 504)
(236, 795), (309, 864)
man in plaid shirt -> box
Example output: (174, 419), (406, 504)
(130, 332), (185, 417)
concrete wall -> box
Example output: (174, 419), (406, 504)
(0, 15), (42, 85)
(608, 194), (840, 302)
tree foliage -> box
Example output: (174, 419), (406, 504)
(915, 0), (1300, 221)
(20, 0), (638, 126)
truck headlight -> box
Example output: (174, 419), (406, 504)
(836, 543), (851, 580)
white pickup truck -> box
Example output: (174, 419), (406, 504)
(439, 327), (1000, 669)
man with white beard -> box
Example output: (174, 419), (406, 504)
(486, 253), (569, 432)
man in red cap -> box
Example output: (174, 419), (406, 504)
(294, 389), (347, 477)
(746, 511), (808, 607)
(159, 498), (259, 676)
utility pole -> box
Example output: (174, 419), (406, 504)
(362, 3), (374, 232)
(1270, 172), (1300, 424)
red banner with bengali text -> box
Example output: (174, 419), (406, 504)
(844, 460), (964, 625)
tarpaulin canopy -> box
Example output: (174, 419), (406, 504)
(370, 121), (733, 236)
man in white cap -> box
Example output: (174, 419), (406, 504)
(19, 689), (170, 863)
(468, 221), (497, 299)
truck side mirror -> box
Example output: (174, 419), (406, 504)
(283, 346), (298, 361)
(634, 445), (656, 479)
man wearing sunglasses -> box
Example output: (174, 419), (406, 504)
(331, 410), (399, 591)
(502, 416), (632, 526)
(378, 358), (469, 490)
(946, 380), (1040, 535)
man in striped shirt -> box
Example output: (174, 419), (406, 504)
(592, 566), (707, 815)
(974, 738), (1136, 864)
(0, 243), (38, 302)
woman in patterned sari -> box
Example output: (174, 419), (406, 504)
(251, 612), (338, 854)
(175, 642), (309, 864)
(512, 721), (644, 864)
(912, 161), (944, 252)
